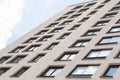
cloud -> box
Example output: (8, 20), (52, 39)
(0, 0), (25, 50)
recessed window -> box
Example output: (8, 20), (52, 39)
(37, 35), (53, 42)
(10, 66), (30, 77)
(95, 5), (104, 9)
(108, 26), (120, 33)
(56, 51), (78, 61)
(38, 66), (63, 77)
(60, 20), (73, 25)
(50, 27), (63, 33)
(93, 20), (110, 27)
(110, 6), (120, 11)
(44, 42), (59, 50)
(58, 33), (70, 39)
(29, 54), (45, 62)
(35, 29), (49, 35)
(46, 22), (59, 28)
(102, 12), (117, 18)
(23, 45), (41, 52)
(116, 1), (120, 5)
(69, 24), (81, 30)
(64, 11), (75, 15)
(9, 46), (26, 53)
(0, 67), (10, 76)
(85, 3), (96, 7)
(69, 14), (81, 19)
(69, 65), (99, 77)
(78, 17), (89, 22)
(88, 10), (97, 15)
(77, 8), (89, 13)
(7, 55), (27, 63)
(102, 0), (110, 3)
(84, 49), (112, 59)
(103, 65), (119, 77)
(116, 19), (120, 24)
(0, 56), (11, 64)
(23, 37), (38, 43)
(98, 36), (120, 45)
(83, 29), (100, 36)
(72, 5), (83, 10)
(70, 39), (90, 47)
(56, 16), (67, 21)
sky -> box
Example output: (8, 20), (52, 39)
(0, 0), (91, 50)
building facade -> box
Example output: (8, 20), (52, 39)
(0, 0), (120, 80)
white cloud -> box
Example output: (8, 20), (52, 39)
(0, 0), (25, 50)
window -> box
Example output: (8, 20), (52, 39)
(116, 19), (120, 24)
(44, 42), (59, 50)
(60, 20), (73, 25)
(10, 67), (29, 77)
(78, 17), (89, 22)
(38, 66), (63, 77)
(29, 54), (45, 62)
(93, 20), (110, 27)
(98, 36), (120, 45)
(84, 49), (112, 59)
(83, 29), (100, 36)
(77, 8), (89, 13)
(7, 55), (26, 63)
(35, 29), (49, 35)
(64, 11), (75, 15)
(69, 24), (81, 30)
(0, 56), (11, 64)
(9, 46), (26, 53)
(58, 33), (70, 39)
(103, 65), (119, 77)
(70, 39), (90, 47)
(108, 26), (120, 33)
(69, 14), (81, 19)
(72, 5), (83, 10)
(46, 22), (59, 28)
(23, 37), (38, 43)
(37, 35), (53, 42)
(116, 1), (120, 5)
(85, 3), (96, 7)
(50, 27), (63, 33)
(56, 51), (78, 61)
(0, 67), (10, 76)
(88, 10), (97, 15)
(56, 16), (67, 21)
(102, 12), (117, 18)
(110, 6), (120, 11)
(69, 65), (99, 77)
(102, 0), (110, 3)
(95, 5), (104, 9)
(23, 45), (41, 52)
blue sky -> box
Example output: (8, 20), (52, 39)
(0, 0), (91, 49)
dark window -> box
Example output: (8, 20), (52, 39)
(85, 3), (96, 7)
(83, 29), (100, 36)
(60, 20), (73, 25)
(102, 12), (117, 18)
(64, 11), (75, 15)
(23, 45), (41, 52)
(110, 6), (120, 11)
(70, 39), (90, 47)
(84, 49), (112, 59)
(93, 20), (110, 27)
(0, 56), (11, 64)
(10, 67), (29, 77)
(116, 1), (120, 5)
(102, 0), (110, 3)
(37, 35), (53, 42)
(38, 66), (63, 77)
(72, 5), (83, 10)
(29, 54), (45, 62)
(9, 46), (26, 53)
(95, 5), (104, 9)
(50, 27), (63, 33)
(78, 17), (89, 22)
(56, 51), (78, 61)
(58, 33), (70, 39)
(108, 26), (120, 33)
(77, 8), (89, 13)
(46, 22), (59, 28)
(69, 24), (81, 30)
(7, 55), (26, 63)
(35, 29), (49, 35)
(23, 37), (38, 43)
(0, 67), (10, 76)
(116, 19), (120, 24)
(69, 14), (81, 19)
(88, 10), (97, 15)
(98, 36), (120, 45)
(44, 42), (59, 50)
(56, 16), (67, 21)
(68, 65), (99, 78)
(103, 65), (119, 77)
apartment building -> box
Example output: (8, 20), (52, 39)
(0, 0), (120, 80)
